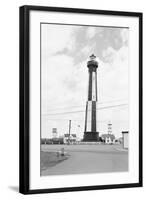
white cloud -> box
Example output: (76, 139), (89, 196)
(86, 27), (96, 39)
(41, 55), (89, 138)
(120, 28), (129, 44)
(102, 47), (116, 63)
(86, 27), (103, 39)
(81, 44), (96, 57)
(41, 24), (74, 58)
(97, 44), (129, 136)
(42, 55), (74, 111)
(99, 45), (129, 101)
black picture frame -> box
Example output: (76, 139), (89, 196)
(19, 5), (143, 194)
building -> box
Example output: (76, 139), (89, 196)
(83, 54), (99, 141)
(41, 137), (64, 145)
(63, 134), (77, 144)
(52, 137), (64, 144)
(52, 128), (57, 138)
(122, 131), (129, 149)
(101, 134), (115, 144)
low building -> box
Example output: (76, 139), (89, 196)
(122, 131), (129, 149)
(64, 134), (77, 144)
(41, 138), (53, 144)
(101, 134), (115, 144)
(52, 137), (64, 144)
(41, 137), (64, 145)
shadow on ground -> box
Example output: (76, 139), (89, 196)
(8, 186), (19, 193)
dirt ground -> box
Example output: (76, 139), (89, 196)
(40, 144), (128, 176)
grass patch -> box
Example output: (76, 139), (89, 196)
(40, 151), (69, 172)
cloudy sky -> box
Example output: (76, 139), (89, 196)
(41, 23), (129, 139)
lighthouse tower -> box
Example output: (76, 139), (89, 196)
(83, 54), (99, 141)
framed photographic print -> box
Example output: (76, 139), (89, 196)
(19, 5), (143, 194)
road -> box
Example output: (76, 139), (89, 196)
(41, 144), (128, 176)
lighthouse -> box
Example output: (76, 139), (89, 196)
(83, 54), (99, 141)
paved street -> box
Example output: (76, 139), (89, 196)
(41, 144), (128, 176)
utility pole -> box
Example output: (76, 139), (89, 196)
(68, 120), (71, 144)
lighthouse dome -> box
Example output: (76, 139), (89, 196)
(87, 54), (98, 68)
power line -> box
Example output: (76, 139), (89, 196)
(45, 99), (128, 112)
(45, 119), (129, 123)
(42, 103), (128, 116)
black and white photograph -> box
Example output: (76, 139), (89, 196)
(0, 0), (145, 198)
(40, 23), (129, 176)
(19, 5), (142, 194)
